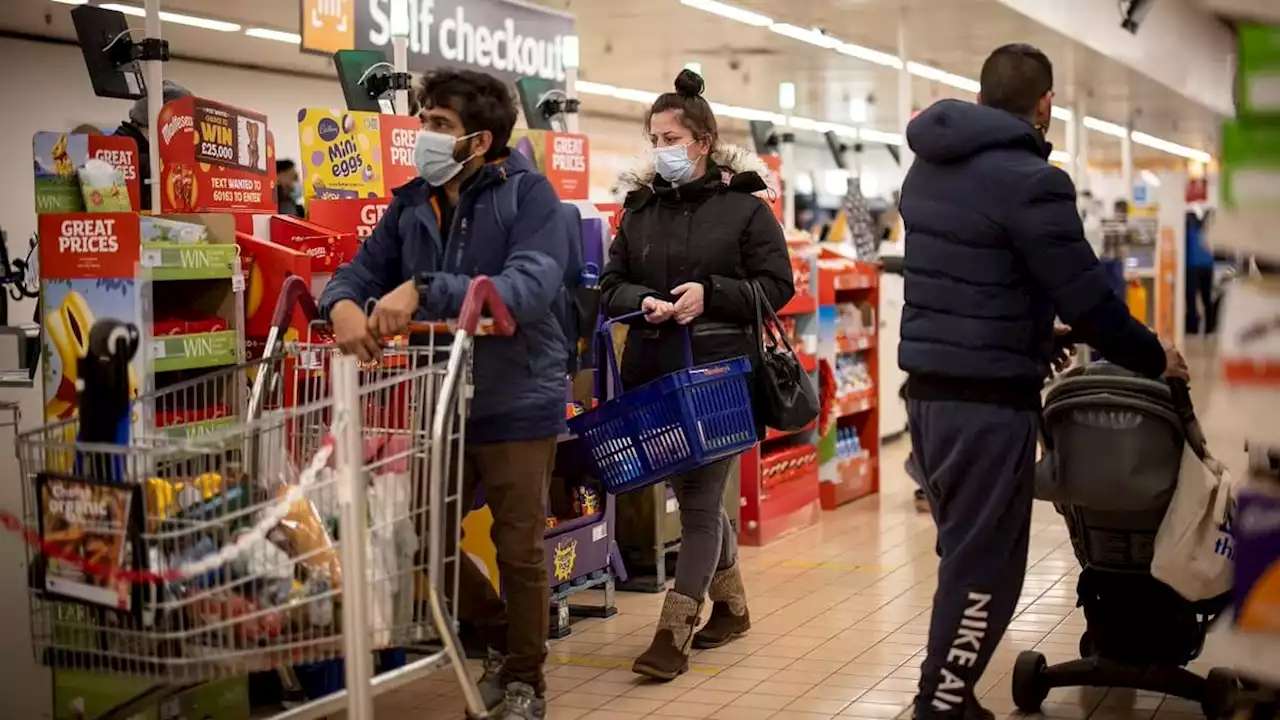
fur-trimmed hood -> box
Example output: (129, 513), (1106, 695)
(611, 143), (771, 201)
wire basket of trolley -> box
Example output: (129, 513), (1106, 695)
(11, 275), (513, 720)
(567, 310), (758, 495)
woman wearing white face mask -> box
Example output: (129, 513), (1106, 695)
(601, 69), (794, 681)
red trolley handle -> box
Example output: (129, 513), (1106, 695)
(272, 275), (516, 338)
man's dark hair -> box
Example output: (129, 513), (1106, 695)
(978, 44), (1054, 117)
(276, 158), (296, 174)
(417, 70), (517, 161)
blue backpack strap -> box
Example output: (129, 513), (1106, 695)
(492, 172), (524, 237)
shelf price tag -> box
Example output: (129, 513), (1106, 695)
(231, 273), (246, 293)
(150, 340), (167, 359)
(140, 249), (163, 268)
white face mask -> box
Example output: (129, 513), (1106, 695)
(414, 130), (480, 186)
(653, 141), (699, 185)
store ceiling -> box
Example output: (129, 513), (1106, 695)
(4, 0), (1223, 163)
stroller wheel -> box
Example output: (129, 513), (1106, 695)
(1012, 651), (1050, 713)
(1202, 668), (1239, 719)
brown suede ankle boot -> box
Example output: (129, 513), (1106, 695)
(633, 590), (701, 681)
(692, 564), (750, 649)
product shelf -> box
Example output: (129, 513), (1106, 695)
(816, 251), (882, 510)
(736, 235), (822, 547)
(141, 242), (239, 281)
(151, 330), (240, 373)
(835, 334), (875, 354)
(836, 388), (877, 418)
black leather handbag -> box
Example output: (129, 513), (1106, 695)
(750, 281), (820, 431)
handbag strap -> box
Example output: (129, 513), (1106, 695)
(750, 280), (801, 359)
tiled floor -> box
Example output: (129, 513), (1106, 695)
(376, 342), (1245, 719)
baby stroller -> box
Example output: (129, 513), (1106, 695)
(1012, 363), (1239, 718)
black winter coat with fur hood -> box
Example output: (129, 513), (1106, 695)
(601, 144), (794, 393)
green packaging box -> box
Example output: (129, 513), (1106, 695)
(55, 670), (249, 720)
(1220, 120), (1280, 209)
(1238, 23), (1280, 117)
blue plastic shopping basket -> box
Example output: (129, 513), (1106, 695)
(568, 311), (758, 495)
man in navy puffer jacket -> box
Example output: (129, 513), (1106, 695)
(898, 45), (1188, 720)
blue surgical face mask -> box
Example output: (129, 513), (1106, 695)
(289, 184), (302, 203)
(414, 130), (480, 186)
(653, 142), (699, 185)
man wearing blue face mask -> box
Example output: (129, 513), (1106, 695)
(318, 69), (570, 720)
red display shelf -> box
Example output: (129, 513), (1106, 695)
(798, 351), (818, 373)
(779, 293), (818, 317)
(738, 444), (821, 547)
(764, 420), (816, 443)
(820, 452), (877, 509)
(835, 334), (875, 354)
(817, 255), (880, 305)
(836, 388), (876, 418)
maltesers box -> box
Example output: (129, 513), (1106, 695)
(1238, 24), (1280, 118)
(509, 129), (589, 200)
(297, 108), (420, 201)
(157, 96), (276, 213)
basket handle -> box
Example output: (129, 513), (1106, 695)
(595, 310), (694, 401)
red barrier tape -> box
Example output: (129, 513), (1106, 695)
(0, 510), (177, 584)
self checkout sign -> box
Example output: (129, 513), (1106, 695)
(301, 0), (577, 85)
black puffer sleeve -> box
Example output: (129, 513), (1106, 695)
(704, 201), (795, 322)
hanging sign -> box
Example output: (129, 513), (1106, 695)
(300, 0), (576, 85)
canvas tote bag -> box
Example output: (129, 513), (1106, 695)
(1151, 445), (1236, 602)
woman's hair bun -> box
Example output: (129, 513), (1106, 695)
(673, 69), (705, 98)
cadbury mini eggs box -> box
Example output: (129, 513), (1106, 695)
(1234, 486), (1280, 634)
(298, 108), (384, 201)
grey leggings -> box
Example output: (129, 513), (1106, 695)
(670, 457), (737, 599)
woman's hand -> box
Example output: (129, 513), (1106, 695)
(671, 282), (705, 325)
(642, 296), (676, 323)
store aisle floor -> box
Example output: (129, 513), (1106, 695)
(375, 342), (1242, 720)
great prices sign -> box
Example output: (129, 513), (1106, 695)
(38, 213), (141, 279)
(510, 129), (589, 201)
(309, 198), (393, 243)
(301, 0), (576, 85)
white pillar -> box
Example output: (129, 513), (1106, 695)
(1075, 100), (1090, 192)
(1122, 117), (1135, 205)
(392, 36), (409, 114)
(1065, 105), (1078, 184)
(896, 12), (913, 170)
(145, 0), (163, 212)
(782, 124), (795, 230)
(566, 67), (580, 134)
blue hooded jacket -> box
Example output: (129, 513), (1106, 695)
(319, 150), (569, 443)
(899, 100), (1165, 401)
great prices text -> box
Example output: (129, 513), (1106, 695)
(58, 218), (120, 253)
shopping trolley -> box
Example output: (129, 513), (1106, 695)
(14, 275), (514, 720)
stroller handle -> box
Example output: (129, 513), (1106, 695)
(1167, 378), (1210, 460)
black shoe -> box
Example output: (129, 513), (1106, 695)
(914, 489), (930, 513)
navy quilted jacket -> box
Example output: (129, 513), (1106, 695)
(898, 100), (1165, 389)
